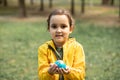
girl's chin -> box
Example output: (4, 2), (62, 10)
(54, 39), (64, 43)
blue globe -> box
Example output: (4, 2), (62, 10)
(55, 60), (66, 69)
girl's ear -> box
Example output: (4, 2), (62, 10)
(70, 26), (74, 33)
(48, 26), (50, 32)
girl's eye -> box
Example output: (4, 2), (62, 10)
(61, 25), (67, 29)
(51, 25), (57, 29)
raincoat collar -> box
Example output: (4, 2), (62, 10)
(47, 38), (76, 49)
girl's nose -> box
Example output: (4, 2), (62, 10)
(56, 27), (62, 32)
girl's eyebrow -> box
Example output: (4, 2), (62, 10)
(50, 23), (68, 26)
(61, 23), (67, 26)
(50, 23), (56, 26)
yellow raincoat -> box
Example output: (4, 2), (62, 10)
(38, 38), (85, 80)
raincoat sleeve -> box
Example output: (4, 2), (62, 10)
(38, 45), (55, 80)
(64, 44), (85, 80)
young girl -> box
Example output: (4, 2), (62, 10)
(38, 9), (85, 80)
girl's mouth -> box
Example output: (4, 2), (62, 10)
(55, 35), (63, 37)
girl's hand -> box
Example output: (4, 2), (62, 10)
(48, 63), (59, 75)
(57, 66), (70, 74)
(48, 63), (70, 75)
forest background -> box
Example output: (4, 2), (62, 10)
(0, 0), (120, 80)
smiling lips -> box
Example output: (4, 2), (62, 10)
(55, 35), (63, 38)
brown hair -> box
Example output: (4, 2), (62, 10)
(47, 9), (74, 30)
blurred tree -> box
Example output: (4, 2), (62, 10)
(40, 0), (44, 11)
(19, 0), (27, 17)
(81, 0), (85, 14)
(119, 0), (120, 20)
(0, 0), (2, 5)
(102, 0), (109, 5)
(49, 0), (53, 8)
(3, 0), (7, 6)
(71, 0), (75, 15)
(110, 0), (114, 5)
(30, 0), (33, 5)
(102, 0), (114, 5)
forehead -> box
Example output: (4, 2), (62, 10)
(50, 15), (69, 25)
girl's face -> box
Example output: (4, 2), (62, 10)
(49, 15), (73, 47)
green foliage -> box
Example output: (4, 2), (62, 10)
(72, 21), (120, 80)
(0, 20), (120, 80)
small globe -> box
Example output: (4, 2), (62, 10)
(55, 60), (66, 69)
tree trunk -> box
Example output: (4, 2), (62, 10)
(19, 0), (27, 17)
(0, 0), (2, 4)
(119, 0), (120, 21)
(3, 0), (7, 6)
(71, 0), (75, 15)
(49, 0), (52, 8)
(110, 0), (114, 6)
(102, 0), (109, 5)
(30, 0), (33, 5)
(40, 0), (44, 11)
(81, 0), (85, 14)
